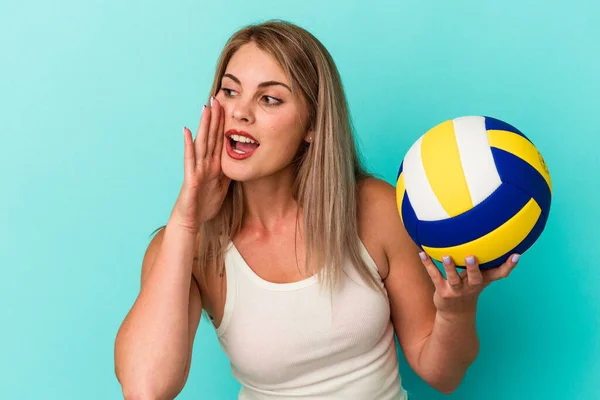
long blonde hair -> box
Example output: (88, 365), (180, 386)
(155, 20), (383, 294)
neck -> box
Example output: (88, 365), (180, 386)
(240, 165), (300, 233)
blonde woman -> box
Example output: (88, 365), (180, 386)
(114, 20), (520, 400)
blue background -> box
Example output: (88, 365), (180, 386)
(1, 0), (598, 398)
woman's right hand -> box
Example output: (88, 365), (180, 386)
(170, 97), (231, 233)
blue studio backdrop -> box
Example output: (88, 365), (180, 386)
(1, 0), (599, 399)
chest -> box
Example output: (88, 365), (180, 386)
(232, 234), (318, 284)
(219, 258), (393, 386)
(198, 224), (389, 331)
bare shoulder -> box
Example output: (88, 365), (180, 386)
(357, 176), (396, 216)
(356, 177), (402, 279)
(357, 176), (422, 261)
(357, 176), (402, 248)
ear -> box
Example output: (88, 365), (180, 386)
(304, 129), (314, 144)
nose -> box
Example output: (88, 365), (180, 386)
(230, 97), (255, 124)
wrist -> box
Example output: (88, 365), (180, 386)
(166, 217), (200, 237)
(435, 309), (477, 324)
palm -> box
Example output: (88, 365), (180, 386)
(174, 98), (230, 231)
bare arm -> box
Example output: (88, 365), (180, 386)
(114, 222), (203, 400)
(114, 98), (227, 399)
(361, 178), (478, 394)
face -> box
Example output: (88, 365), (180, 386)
(215, 42), (312, 182)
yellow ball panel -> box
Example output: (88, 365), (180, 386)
(395, 173), (405, 223)
(421, 120), (473, 217)
(422, 197), (542, 266)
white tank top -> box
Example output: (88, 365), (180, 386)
(213, 239), (408, 400)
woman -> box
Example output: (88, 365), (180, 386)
(114, 20), (520, 399)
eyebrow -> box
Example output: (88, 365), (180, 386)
(222, 73), (291, 92)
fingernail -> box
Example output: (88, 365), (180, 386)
(443, 255), (451, 265)
(210, 96), (214, 107)
(511, 254), (520, 263)
(419, 252), (427, 261)
(466, 256), (475, 266)
(202, 104), (207, 113)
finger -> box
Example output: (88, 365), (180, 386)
(419, 252), (445, 288)
(442, 255), (462, 289)
(207, 97), (221, 158)
(183, 127), (195, 181)
(195, 104), (210, 161)
(214, 100), (225, 160)
(484, 253), (520, 282)
(464, 255), (483, 287)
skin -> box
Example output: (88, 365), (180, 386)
(192, 42), (520, 394)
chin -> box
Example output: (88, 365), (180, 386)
(221, 160), (258, 182)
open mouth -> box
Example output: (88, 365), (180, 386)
(229, 134), (260, 154)
(225, 130), (260, 160)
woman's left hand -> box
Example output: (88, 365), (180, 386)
(419, 252), (520, 317)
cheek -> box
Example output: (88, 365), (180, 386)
(268, 128), (304, 156)
(271, 115), (305, 143)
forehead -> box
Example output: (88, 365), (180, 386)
(224, 42), (289, 85)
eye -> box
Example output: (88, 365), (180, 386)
(262, 95), (282, 106)
(221, 87), (236, 97)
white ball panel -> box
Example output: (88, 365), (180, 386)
(403, 136), (450, 221)
(453, 116), (502, 207)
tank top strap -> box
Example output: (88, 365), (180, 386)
(215, 242), (237, 338)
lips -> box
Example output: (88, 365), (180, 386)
(225, 129), (260, 160)
(225, 129), (259, 143)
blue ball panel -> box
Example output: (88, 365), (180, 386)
(491, 148), (552, 215)
(416, 183), (531, 248)
(484, 116), (531, 142)
(396, 160), (404, 181)
(400, 190), (420, 249)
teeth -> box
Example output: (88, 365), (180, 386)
(231, 134), (257, 144)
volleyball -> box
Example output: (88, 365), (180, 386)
(395, 116), (552, 269)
